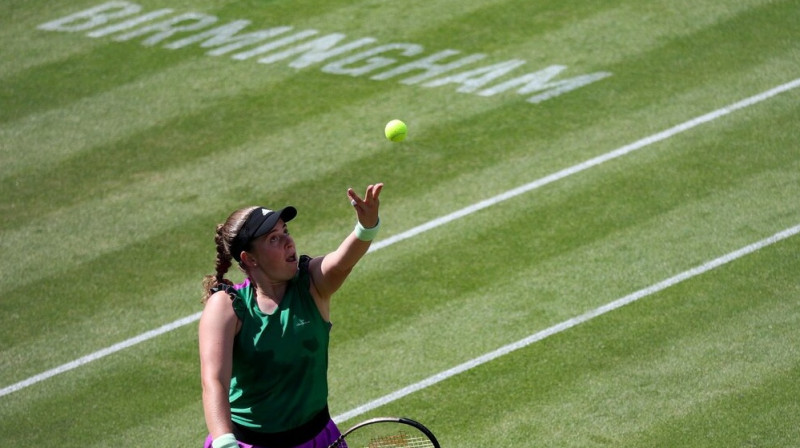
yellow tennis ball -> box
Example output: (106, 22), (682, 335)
(384, 119), (407, 142)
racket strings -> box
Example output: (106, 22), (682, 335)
(363, 431), (434, 448)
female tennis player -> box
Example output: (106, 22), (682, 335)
(199, 183), (383, 448)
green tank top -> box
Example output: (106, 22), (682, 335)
(228, 256), (331, 433)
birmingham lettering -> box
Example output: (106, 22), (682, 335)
(38, 1), (612, 105)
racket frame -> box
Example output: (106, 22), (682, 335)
(329, 416), (441, 448)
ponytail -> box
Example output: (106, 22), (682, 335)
(201, 224), (233, 303)
(201, 206), (258, 304)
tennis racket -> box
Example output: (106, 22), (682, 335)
(329, 417), (440, 448)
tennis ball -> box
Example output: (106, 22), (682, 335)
(384, 119), (407, 142)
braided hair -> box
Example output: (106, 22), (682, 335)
(201, 206), (258, 303)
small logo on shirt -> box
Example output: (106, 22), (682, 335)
(294, 318), (310, 328)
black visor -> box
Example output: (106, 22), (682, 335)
(230, 206), (297, 262)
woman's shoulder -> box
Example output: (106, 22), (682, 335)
(297, 254), (312, 271)
(210, 283), (238, 298)
(294, 255), (317, 298)
(208, 280), (250, 318)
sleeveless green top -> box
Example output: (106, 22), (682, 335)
(228, 256), (331, 433)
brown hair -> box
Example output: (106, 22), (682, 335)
(201, 206), (258, 303)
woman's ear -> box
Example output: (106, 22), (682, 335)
(240, 251), (257, 269)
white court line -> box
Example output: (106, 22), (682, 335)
(2, 77), (799, 399)
(0, 312), (202, 398)
(369, 77), (800, 252)
(334, 223), (800, 423)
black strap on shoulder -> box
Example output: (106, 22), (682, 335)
(210, 282), (238, 299)
(299, 254), (312, 273)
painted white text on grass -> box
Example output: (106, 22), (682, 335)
(38, 1), (612, 105)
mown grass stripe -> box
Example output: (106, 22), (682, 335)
(1, 76), (796, 399)
(369, 77), (800, 252)
(333, 223), (800, 423)
(0, 311), (201, 398)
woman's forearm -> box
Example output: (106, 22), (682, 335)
(202, 379), (235, 439)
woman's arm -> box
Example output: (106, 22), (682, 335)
(309, 183), (383, 309)
(198, 291), (239, 440)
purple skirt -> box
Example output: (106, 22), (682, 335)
(203, 419), (342, 448)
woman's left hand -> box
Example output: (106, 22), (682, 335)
(347, 183), (383, 228)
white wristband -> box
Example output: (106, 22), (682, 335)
(354, 217), (380, 241)
(212, 433), (238, 448)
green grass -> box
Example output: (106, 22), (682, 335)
(1, 0), (799, 446)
